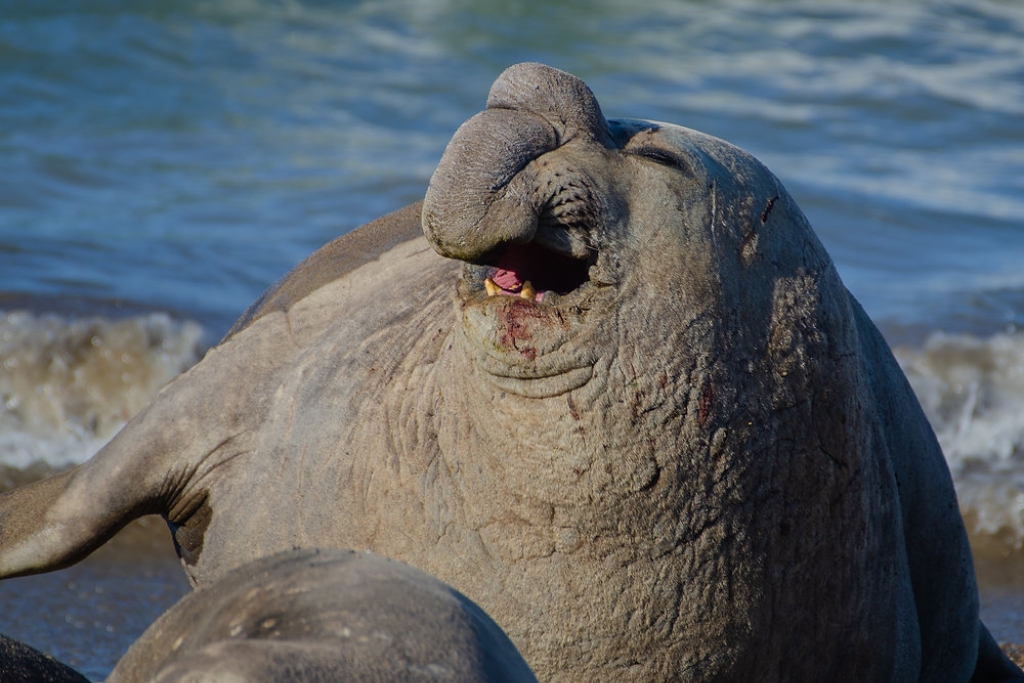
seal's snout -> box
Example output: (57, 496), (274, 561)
(486, 62), (612, 146)
(422, 63), (611, 265)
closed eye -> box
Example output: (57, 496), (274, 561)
(626, 146), (694, 176)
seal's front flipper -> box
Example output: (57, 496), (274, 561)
(970, 623), (1024, 683)
(0, 394), (179, 578)
(0, 469), (88, 577)
(0, 461), (155, 578)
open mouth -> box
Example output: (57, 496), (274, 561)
(477, 241), (593, 303)
(454, 231), (609, 398)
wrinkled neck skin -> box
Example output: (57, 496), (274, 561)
(343, 251), (892, 683)
(329, 193), (892, 682)
(349, 279), (729, 681)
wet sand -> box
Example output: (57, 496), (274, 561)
(0, 518), (188, 682)
(973, 536), (1024, 655)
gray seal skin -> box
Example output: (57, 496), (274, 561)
(0, 63), (1020, 683)
(108, 548), (539, 683)
(0, 634), (90, 683)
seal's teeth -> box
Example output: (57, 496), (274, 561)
(520, 281), (536, 300)
(484, 277), (500, 297)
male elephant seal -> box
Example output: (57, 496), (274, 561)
(0, 63), (1020, 683)
(108, 548), (538, 683)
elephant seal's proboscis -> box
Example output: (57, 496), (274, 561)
(0, 63), (1021, 683)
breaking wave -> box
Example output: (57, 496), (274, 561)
(0, 309), (203, 485)
(894, 329), (1024, 549)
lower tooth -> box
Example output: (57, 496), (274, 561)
(520, 281), (536, 300)
(484, 278), (500, 297)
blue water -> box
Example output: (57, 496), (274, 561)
(2, 0), (1022, 337)
(2, 0), (1024, 677)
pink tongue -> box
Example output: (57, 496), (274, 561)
(492, 245), (532, 292)
(493, 268), (523, 292)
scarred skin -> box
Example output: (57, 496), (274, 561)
(0, 63), (1020, 682)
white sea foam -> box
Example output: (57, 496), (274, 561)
(895, 330), (1024, 547)
(0, 310), (204, 472)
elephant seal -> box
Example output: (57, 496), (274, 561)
(0, 63), (1020, 683)
(107, 548), (537, 683)
(0, 633), (89, 683)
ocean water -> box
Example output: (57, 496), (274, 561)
(2, 0), (1024, 678)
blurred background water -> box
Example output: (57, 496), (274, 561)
(1, 0), (1023, 678)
